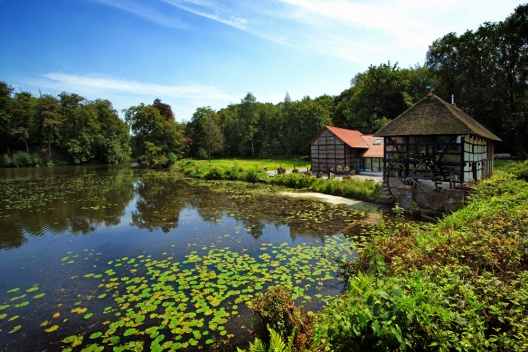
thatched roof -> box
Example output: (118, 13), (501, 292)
(373, 94), (502, 141)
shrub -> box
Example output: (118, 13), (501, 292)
(252, 285), (313, 351)
(224, 165), (244, 180)
(269, 173), (315, 189)
(204, 166), (224, 180)
(243, 168), (260, 183)
(1, 154), (12, 167)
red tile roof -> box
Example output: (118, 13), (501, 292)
(359, 135), (384, 158)
(324, 126), (369, 148)
(309, 126), (385, 158)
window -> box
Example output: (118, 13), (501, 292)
(374, 138), (383, 145)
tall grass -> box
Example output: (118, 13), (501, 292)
(269, 173), (380, 201)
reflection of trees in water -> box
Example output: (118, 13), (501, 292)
(130, 173), (188, 233)
(0, 167), (135, 249)
(1, 168), (366, 249)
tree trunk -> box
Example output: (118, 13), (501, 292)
(25, 140), (29, 154)
(48, 135), (52, 159)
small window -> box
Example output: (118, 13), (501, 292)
(374, 138), (383, 145)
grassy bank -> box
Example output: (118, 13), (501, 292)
(174, 158), (380, 201)
(248, 161), (528, 351)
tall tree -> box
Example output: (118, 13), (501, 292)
(238, 93), (258, 157)
(124, 103), (186, 168)
(12, 91), (37, 154)
(37, 94), (62, 159)
(186, 106), (225, 160)
(0, 82), (14, 154)
(92, 99), (131, 163)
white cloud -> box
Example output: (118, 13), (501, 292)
(162, 0), (248, 29)
(90, 0), (187, 28)
(25, 73), (235, 121)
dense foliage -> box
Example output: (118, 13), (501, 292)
(1, 4), (526, 166)
(0, 85), (131, 165)
(250, 161), (528, 351)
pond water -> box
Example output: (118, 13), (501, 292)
(0, 165), (368, 351)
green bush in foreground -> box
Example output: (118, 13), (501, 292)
(252, 163), (528, 351)
(309, 165), (528, 351)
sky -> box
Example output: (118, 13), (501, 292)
(0, 0), (524, 122)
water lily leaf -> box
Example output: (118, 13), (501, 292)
(9, 325), (21, 333)
(0, 313), (7, 319)
(84, 313), (93, 319)
(26, 286), (39, 293)
(15, 301), (29, 308)
(62, 335), (83, 346)
(33, 293), (46, 299)
(124, 328), (137, 336)
(7, 288), (20, 293)
(45, 325), (59, 332)
(89, 332), (103, 339)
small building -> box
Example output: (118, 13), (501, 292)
(308, 126), (384, 175)
(374, 93), (502, 211)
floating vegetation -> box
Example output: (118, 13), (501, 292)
(0, 235), (354, 350)
(0, 166), (370, 350)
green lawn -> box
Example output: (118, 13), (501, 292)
(177, 157), (311, 172)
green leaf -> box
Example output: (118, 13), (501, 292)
(89, 332), (103, 339)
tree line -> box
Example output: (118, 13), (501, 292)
(1, 4), (526, 167)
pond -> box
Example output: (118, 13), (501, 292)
(0, 165), (370, 351)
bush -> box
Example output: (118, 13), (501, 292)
(7, 152), (43, 167)
(1, 154), (12, 167)
(204, 166), (224, 180)
(252, 285), (313, 351)
(224, 165), (244, 180)
(310, 162), (528, 351)
(243, 168), (260, 183)
(270, 173), (315, 189)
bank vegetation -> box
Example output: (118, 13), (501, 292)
(247, 161), (528, 351)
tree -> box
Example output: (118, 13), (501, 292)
(37, 94), (62, 159)
(0, 81), (14, 154)
(203, 112), (225, 161)
(186, 106), (225, 160)
(12, 91), (37, 154)
(91, 99), (131, 163)
(425, 4), (528, 155)
(334, 63), (412, 133)
(239, 93), (258, 157)
(152, 98), (175, 121)
(124, 103), (186, 168)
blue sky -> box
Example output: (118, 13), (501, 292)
(0, 0), (524, 122)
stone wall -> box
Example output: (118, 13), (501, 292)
(395, 185), (465, 213)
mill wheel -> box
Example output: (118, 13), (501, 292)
(384, 156), (438, 199)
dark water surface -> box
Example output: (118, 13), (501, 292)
(0, 165), (364, 351)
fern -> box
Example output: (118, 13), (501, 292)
(269, 327), (287, 352)
(238, 325), (294, 352)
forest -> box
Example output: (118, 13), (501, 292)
(0, 4), (526, 168)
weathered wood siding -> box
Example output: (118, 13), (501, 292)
(310, 130), (354, 172)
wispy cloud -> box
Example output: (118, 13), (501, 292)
(161, 0), (248, 29)
(35, 73), (231, 100)
(23, 73), (235, 120)
(90, 0), (187, 28)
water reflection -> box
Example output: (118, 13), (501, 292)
(0, 166), (364, 251)
(0, 165), (136, 249)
